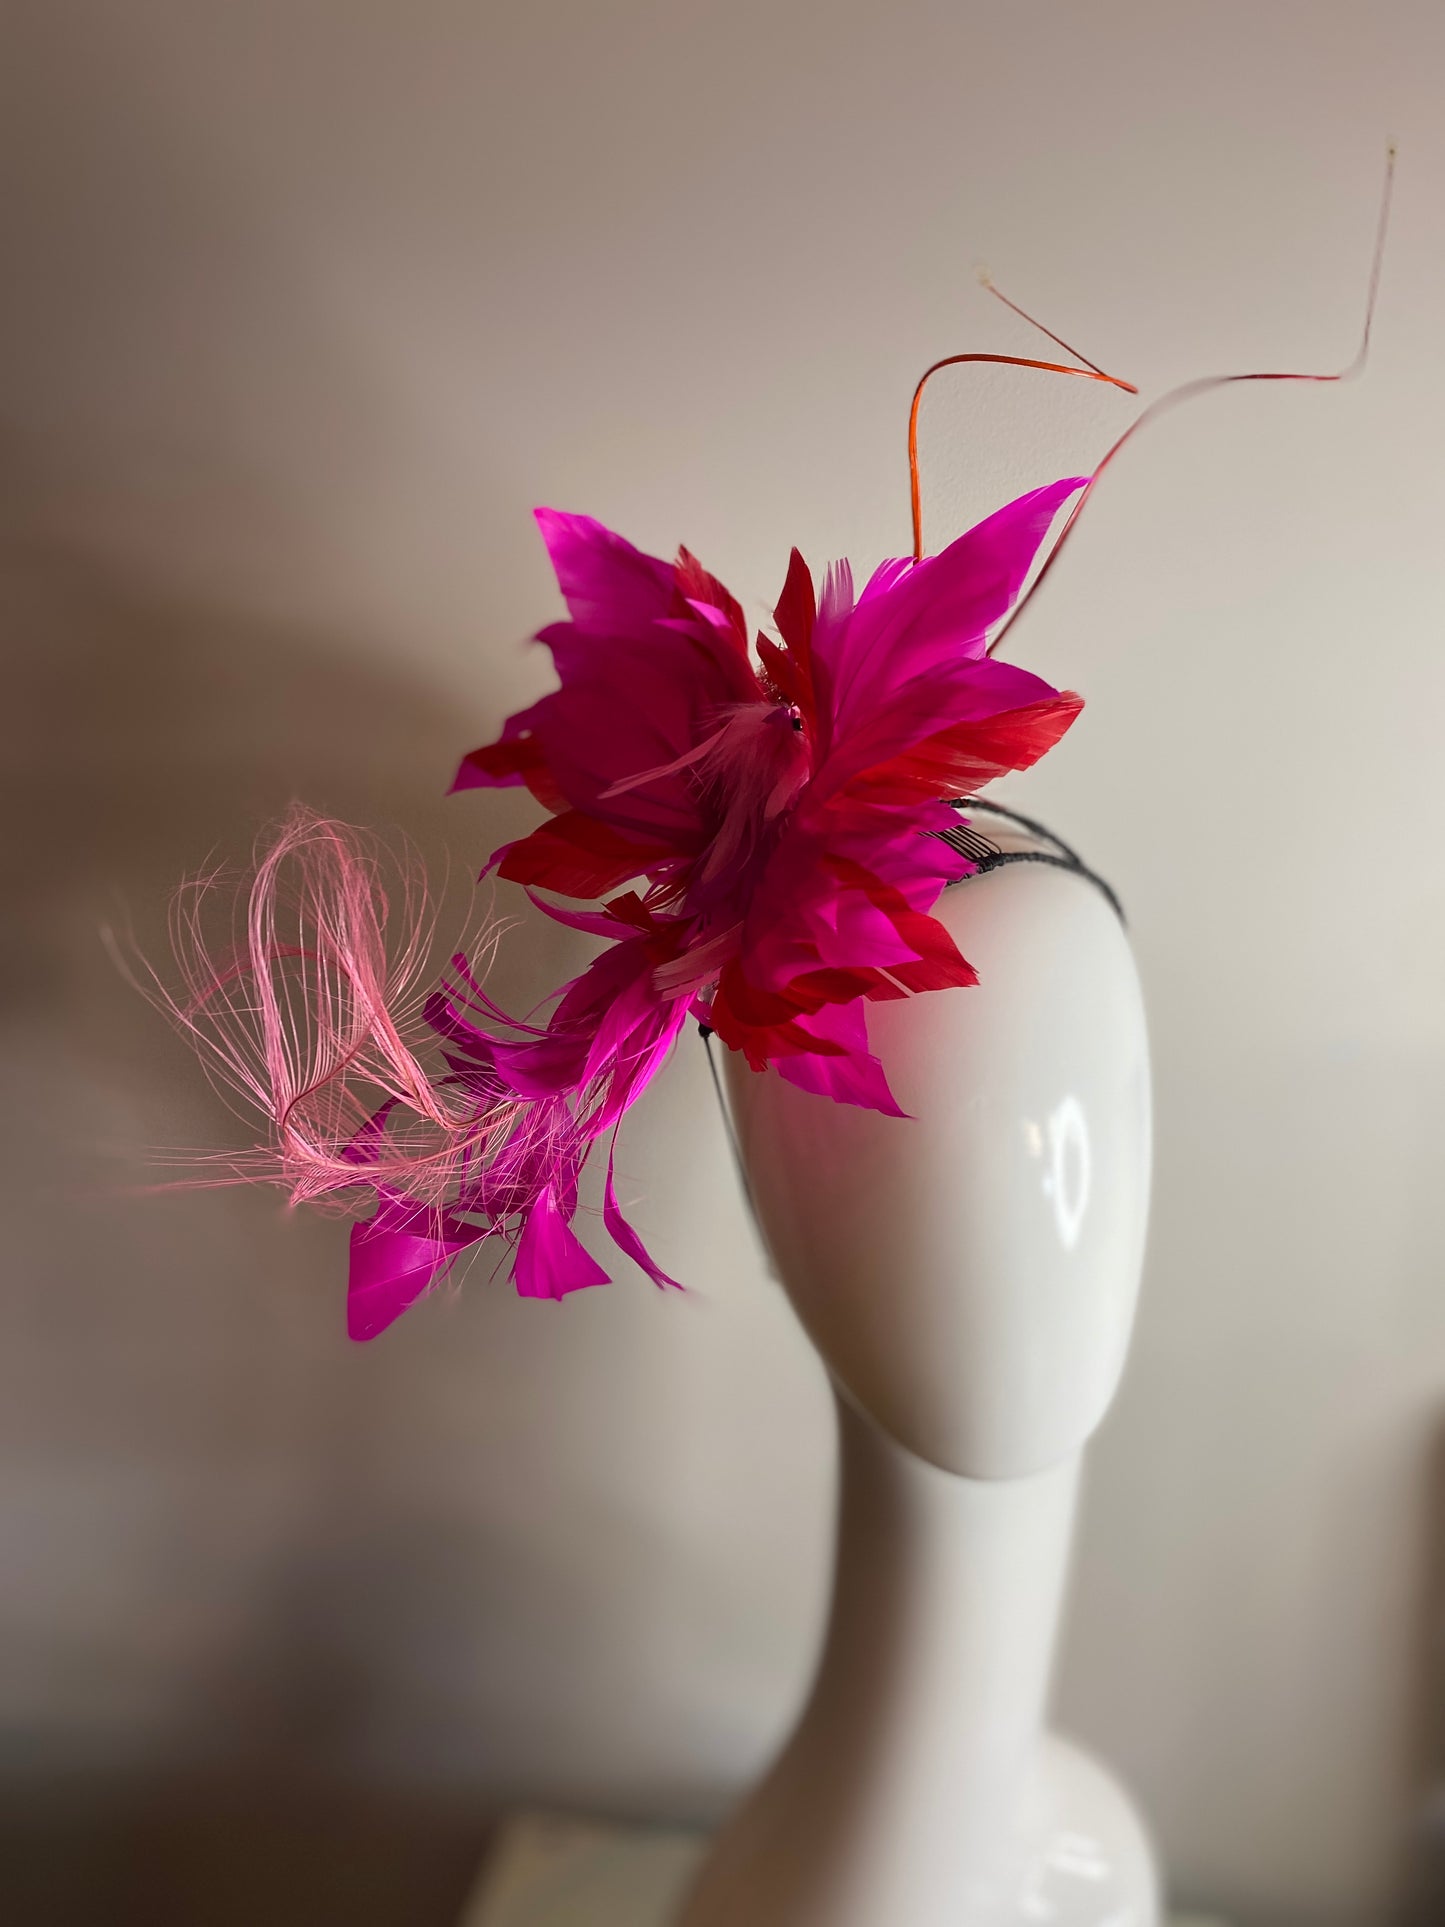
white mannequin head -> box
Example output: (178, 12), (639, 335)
(724, 855), (1151, 1480)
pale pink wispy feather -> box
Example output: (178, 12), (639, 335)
(142, 805), (518, 1207)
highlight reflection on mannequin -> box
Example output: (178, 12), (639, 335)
(1037, 1095), (1091, 1253)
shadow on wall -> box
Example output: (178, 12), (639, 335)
(0, 476), (572, 1925)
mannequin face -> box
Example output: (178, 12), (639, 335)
(724, 863), (1152, 1480)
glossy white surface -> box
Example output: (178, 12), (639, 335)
(677, 1398), (1158, 1927)
(678, 858), (1157, 1926)
(725, 862), (1152, 1480)
(464, 1809), (1190, 1927)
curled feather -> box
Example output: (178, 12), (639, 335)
(135, 805), (518, 1209)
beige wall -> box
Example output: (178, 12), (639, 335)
(4, 3), (1445, 1922)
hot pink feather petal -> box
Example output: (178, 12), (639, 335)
(829, 654), (1070, 777)
(514, 1182), (612, 1299)
(771, 1001), (906, 1117)
(347, 1199), (482, 1340)
(813, 478), (1086, 733)
(534, 509), (677, 636)
(604, 1139), (684, 1292)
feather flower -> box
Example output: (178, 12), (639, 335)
(159, 481), (1085, 1336)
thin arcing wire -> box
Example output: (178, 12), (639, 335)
(701, 1025), (782, 1279)
(984, 143), (1397, 659)
(978, 269), (1116, 379)
(909, 351), (1138, 562)
(964, 848), (1125, 926)
(938, 800), (1125, 923)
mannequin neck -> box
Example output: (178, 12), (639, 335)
(701, 1388), (1082, 1921)
(813, 1388), (1079, 1806)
